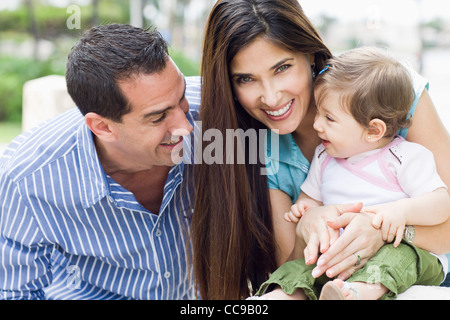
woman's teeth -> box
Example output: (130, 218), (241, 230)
(265, 99), (293, 117)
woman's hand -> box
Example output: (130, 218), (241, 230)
(311, 211), (385, 280)
(294, 202), (363, 265)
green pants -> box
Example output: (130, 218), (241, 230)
(257, 242), (444, 300)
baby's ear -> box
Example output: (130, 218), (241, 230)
(365, 118), (387, 142)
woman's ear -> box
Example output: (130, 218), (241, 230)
(309, 53), (315, 66)
(84, 112), (116, 142)
(366, 118), (387, 142)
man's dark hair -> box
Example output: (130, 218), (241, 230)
(66, 24), (169, 122)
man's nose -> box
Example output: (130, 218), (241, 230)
(169, 107), (193, 136)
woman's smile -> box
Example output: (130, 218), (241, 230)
(230, 37), (315, 135)
(262, 99), (294, 121)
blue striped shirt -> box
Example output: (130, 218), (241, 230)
(0, 76), (201, 300)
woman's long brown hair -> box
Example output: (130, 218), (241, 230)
(192, 0), (332, 300)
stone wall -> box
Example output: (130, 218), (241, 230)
(22, 75), (76, 132)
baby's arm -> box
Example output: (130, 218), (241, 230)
(285, 145), (326, 223)
(366, 140), (450, 247)
(284, 193), (322, 223)
(366, 188), (450, 247)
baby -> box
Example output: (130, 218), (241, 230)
(260, 47), (450, 300)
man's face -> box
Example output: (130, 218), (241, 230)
(109, 58), (193, 171)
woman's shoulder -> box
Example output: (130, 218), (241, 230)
(266, 132), (310, 167)
(398, 63), (429, 138)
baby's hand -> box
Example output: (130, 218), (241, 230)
(364, 204), (406, 247)
(284, 202), (308, 223)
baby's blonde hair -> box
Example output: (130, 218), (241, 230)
(314, 47), (414, 138)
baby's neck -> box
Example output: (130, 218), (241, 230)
(345, 137), (395, 160)
(372, 137), (393, 150)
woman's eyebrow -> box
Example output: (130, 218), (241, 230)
(231, 58), (295, 78)
(270, 58), (294, 71)
(231, 71), (252, 79)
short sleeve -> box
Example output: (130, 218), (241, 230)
(300, 145), (327, 202)
(266, 159), (280, 190)
(393, 141), (447, 197)
(264, 133), (310, 203)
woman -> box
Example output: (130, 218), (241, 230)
(192, 0), (450, 300)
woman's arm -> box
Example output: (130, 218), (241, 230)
(269, 189), (297, 266)
(269, 189), (361, 266)
(366, 188), (449, 246)
(311, 211), (385, 279)
(313, 90), (450, 279)
(404, 90), (450, 254)
(295, 202), (363, 266)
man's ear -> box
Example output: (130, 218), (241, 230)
(85, 112), (116, 142)
(365, 118), (387, 142)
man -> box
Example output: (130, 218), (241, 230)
(0, 24), (200, 299)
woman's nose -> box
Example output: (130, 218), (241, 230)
(260, 81), (281, 108)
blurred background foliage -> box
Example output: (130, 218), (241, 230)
(1, 0), (449, 143)
(0, 0), (202, 132)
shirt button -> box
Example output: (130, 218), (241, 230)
(164, 272), (171, 279)
(155, 229), (162, 237)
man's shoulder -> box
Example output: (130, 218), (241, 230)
(186, 75), (201, 89)
(0, 109), (84, 182)
(185, 76), (201, 115)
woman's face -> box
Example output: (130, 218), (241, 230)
(230, 37), (314, 135)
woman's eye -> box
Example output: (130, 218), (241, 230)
(276, 64), (290, 73)
(238, 77), (252, 84)
(326, 115), (334, 122)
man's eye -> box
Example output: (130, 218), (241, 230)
(152, 113), (167, 124)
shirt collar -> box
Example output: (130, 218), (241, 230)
(75, 122), (188, 210)
(76, 123), (109, 209)
(266, 131), (310, 168)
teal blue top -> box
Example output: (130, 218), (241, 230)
(265, 69), (430, 203)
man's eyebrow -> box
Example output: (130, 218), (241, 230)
(142, 77), (186, 120)
(142, 106), (173, 119)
